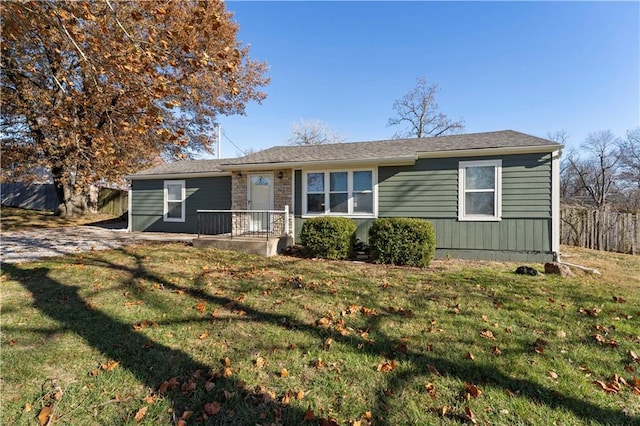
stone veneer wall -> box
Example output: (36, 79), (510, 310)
(230, 169), (293, 236)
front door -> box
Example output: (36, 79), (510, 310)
(248, 173), (273, 232)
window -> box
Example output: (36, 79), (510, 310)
(303, 170), (375, 216)
(164, 180), (186, 222)
(458, 160), (501, 221)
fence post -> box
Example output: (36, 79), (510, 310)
(284, 205), (290, 236)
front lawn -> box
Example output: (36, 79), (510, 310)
(1, 244), (638, 425)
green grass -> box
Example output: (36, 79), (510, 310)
(0, 206), (119, 232)
(1, 243), (639, 425)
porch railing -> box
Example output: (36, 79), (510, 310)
(197, 206), (290, 240)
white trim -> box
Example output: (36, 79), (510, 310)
(127, 188), (132, 232)
(551, 150), (561, 257)
(163, 180), (186, 222)
(301, 168), (378, 218)
(418, 145), (561, 159)
(127, 171), (232, 180)
(458, 159), (502, 222)
(290, 169), (296, 239)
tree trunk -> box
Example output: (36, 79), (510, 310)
(51, 167), (98, 217)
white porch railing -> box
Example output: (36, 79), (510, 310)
(197, 206), (290, 240)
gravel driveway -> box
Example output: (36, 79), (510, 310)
(1, 224), (196, 264)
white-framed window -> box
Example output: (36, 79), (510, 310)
(303, 169), (376, 217)
(164, 180), (186, 222)
(458, 159), (502, 221)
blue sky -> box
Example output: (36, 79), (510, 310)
(215, 1), (639, 157)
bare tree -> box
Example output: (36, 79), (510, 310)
(388, 77), (465, 138)
(286, 119), (347, 146)
(564, 130), (622, 208)
(619, 128), (640, 189)
(547, 130), (575, 198)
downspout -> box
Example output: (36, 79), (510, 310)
(551, 149), (561, 261)
(551, 153), (600, 274)
(127, 180), (132, 233)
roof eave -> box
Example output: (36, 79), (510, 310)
(219, 155), (419, 170)
(417, 144), (563, 159)
(125, 171), (232, 180)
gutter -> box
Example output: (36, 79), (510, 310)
(218, 155), (418, 171)
(416, 144), (563, 159)
(125, 171), (232, 180)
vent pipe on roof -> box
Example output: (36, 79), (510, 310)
(217, 123), (222, 159)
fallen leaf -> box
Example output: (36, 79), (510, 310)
(134, 406), (148, 422)
(198, 333), (208, 340)
(37, 405), (53, 426)
(492, 346), (502, 356)
(428, 364), (442, 376)
(465, 352), (475, 361)
(296, 390), (306, 400)
(205, 381), (215, 392)
(24, 403), (32, 412)
(377, 360), (397, 372)
(464, 407), (478, 424)
(629, 350), (639, 363)
(254, 356), (266, 368)
(439, 405), (450, 417)
(480, 329), (495, 339)
(143, 395), (155, 404)
(465, 382), (482, 398)
(548, 371), (559, 379)
(101, 360), (119, 371)
(613, 296), (626, 303)
(204, 401), (221, 416)
(195, 301), (206, 313)
(280, 368), (289, 378)
(222, 357), (232, 367)
(282, 393), (291, 405)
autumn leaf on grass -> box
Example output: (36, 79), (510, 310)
(280, 368), (290, 378)
(377, 359), (397, 372)
(198, 332), (208, 340)
(195, 301), (207, 313)
(254, 356), (266, 369)
(424, 383), (438, 399)
(133, 319), (157, 331)
(629, 350), (639, 363)
(480, 329), (495, 339)
(465, 382), (482, 399)
(463, 407), (478, 424)
(465, 352), (475, 361)
(101, 359), (120, 371)
(428, 364), (442, 376)
(37, 405), (53, 426)
(203, 402), (221, 416)
(134, 406), (148, 422)
(492, 346), (502, 356)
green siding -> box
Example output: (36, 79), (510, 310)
(131, 177), (231, 233)
(293, 153), (555, 261)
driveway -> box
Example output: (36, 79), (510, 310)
(1, 224), (197, 264)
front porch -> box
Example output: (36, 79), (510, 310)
(193, 207), (293, 256)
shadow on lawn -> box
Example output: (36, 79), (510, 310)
(3, 262), (309, 425)
(5, 249), (635, 425)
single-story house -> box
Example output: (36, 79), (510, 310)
(126, 130), (563, 262)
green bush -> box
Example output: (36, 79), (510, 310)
(300, 216), (356, 260)
(368, 218), (436, 267)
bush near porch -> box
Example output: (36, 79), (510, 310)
(300, 216), (356, 260)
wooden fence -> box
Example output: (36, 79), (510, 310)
(97, 188), (128, 217)
(560, 207), (639, 254)
(2, 183), (128, 218)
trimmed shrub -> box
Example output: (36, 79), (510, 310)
(300, 216), (356, 260)
(368, 218), (436, 267)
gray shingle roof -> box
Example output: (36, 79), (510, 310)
(128, 158), (239, 177)
(128, 130), (561, 177)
